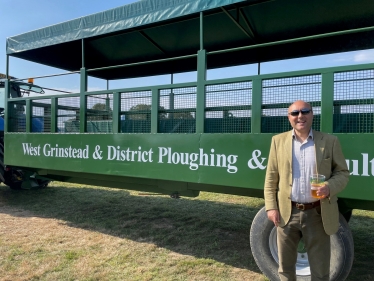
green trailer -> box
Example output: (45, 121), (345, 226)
(3, 0), (374, 280)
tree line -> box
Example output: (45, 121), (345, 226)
(88, 103), (194, 120)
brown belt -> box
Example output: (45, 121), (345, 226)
(292, 200), (320, 210)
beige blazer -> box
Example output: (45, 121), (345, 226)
(264, 130), (349, 235)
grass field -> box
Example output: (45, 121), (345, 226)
(0, 182), (373, 281)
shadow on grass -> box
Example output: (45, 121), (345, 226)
(346, 213), (374, 281)
(1, 184), (373, 280)
(0, 184), (263, 273)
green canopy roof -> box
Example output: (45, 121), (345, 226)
(6, 0), (374, 80)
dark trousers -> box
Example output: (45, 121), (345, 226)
(276, 206), (330, 281)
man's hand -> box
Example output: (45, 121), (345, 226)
(317, 183), (330, 199)
(267, 209), (280, 227)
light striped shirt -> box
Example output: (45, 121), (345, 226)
(291, 129), (318, 203)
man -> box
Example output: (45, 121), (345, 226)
(264, 100), (349, 281)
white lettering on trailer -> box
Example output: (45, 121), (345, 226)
(345, 153), (374, 176)
(22, 143), (41, 156)
(158, 147), (238, 173)
(247, 150), (266, 170)
(20, 142), (374, 177)
(106, 146), (153, 163)
(42, 144), (89, 159)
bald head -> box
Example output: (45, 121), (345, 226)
(288, 100), (312, 112)
(287, 100), (314, 138)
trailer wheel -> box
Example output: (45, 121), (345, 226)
(0, 143), (21, 189)
(0, 143), (5, 183)
(250, 207), (354, 281)
(37, 179), (50, 189)
(4, 169), (23, 190)
(341, 210), (352, 223)
(0, 143), (49, 190)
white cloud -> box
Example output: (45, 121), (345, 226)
(331, 49), (374, 63)
(330, 56), (351, 62)
(353, 49), (374, 62)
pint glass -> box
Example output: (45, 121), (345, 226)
(310, 174), (325, 199)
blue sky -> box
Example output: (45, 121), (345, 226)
(2, 0), (374, 93)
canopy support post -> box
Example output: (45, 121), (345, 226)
(4, 55), (9, 133)
(169, 73), (174, 120)
(80, 68), (87, 134)
(51, 97), (57, 133)
(321, 72), (334, 133)
(196, 12), (206, 133)
(80, 39), (87, 133)
(25, 100), (31, 133)
(251, 78), (262, 133)
(81, 39), (85, 68)
(112, 92), (120, 134)
(200, 12), (204, 51)
(151, 88), (159, 133)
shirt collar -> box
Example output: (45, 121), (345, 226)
(292, 128), (314, 140)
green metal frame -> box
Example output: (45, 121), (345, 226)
(7, 62), (374, 135)
(4, 8), (374, 212)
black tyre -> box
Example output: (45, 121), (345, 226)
(341, 210), (352, 223)
(0, 143), (5, 183)
(0, 143), (21, 189)
(0, 142), (49, 189)
(4, 168), (23, 190)
(36, 179), (50, 188)
(250, 206), (354, 281)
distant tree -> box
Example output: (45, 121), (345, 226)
(128, 104), (167, 120)
(88, 102), (112, 120)
(170, 112), (194, 119)
(92, 103), (107, 111)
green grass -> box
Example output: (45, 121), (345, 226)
(0, 182), (373, 280)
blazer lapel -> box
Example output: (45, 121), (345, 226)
(285, 130), (293, 170)
(313, 130), (325, 173)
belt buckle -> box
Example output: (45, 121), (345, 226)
(296, 203), (305, 210)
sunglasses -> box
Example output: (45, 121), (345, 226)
(288, 108), (312, 116)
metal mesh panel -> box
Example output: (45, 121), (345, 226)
(159, 87), (196, 133)
(334, 70), (374, 133)
(262, 75), (321, 133)
(8, 101), (26, 132)
(87, 94), (114, 133)
(120, 91), (152, 133)
(57, 97), (80, 133)
(32, 99), (51, 132)
(205, 81), (252, 133)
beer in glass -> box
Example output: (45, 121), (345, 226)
(310, 174), (325, 199)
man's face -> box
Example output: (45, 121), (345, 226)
(287, 101), (313, 134)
